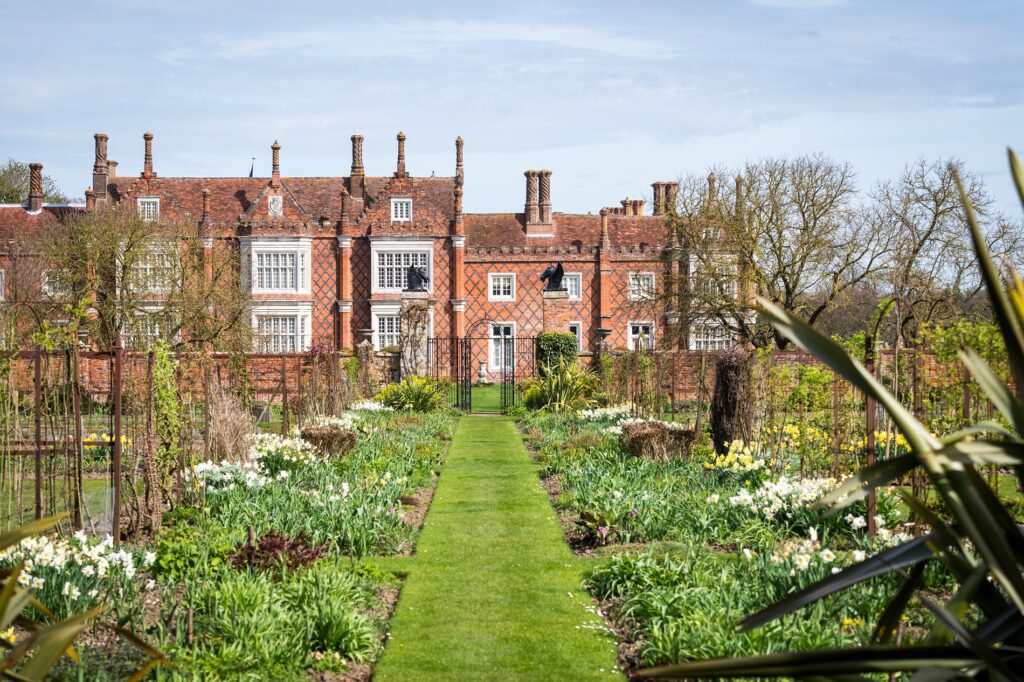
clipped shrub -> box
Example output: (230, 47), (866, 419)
(536, 331), (579, 377)
(523, 386), (545, 410)
(299, 426), (357, 458)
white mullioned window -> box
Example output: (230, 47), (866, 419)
(489, 273), (515, 301)
(627, 272), (655, 301)
(256, 314), (307, 353)
(255, 252), (304, 291)
(42, 270), (65, 298)
(137, 197), (159, 222)
(391, 198), (412, 222)
(689, 321), (732, 351)
(628, 322), (655, 350)
(564, 273), (582, 301)
(691, 258), (738, 301)
(376, 315), (401, 350)
(376, 251), (428, 291)
(134, 250), (175, 292)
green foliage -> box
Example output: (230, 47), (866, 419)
(151, 341), (181, 493)
(375, 375), (446, 412)
(644, 151), (1024, 679)
(535, 332), (578, 377)
(522, 357), (598, 412)
(0, 158), (69, 203)
(152, 523), (235, 583)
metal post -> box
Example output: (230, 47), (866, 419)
(865, 333), (877, 538)
(112, 334), (123, 544)
(33, 350), (42, 520)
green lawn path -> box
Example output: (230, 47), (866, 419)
(373, 415), (622, 681)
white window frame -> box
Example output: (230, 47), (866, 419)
(369, 238), (433, 294)
(688, 320), (732, 351)
(240, 237), (312, 295)
(689, 256), (738, 302)
(370, 300), (434, 351)
(251, 302), (312, 353)
(627, 272), (656, 301)
(568, 321), (583, 352)
(391, 197), (413, 223)
(41, 270), (64, 298)
(137, 197), (160, 222)
(133, 247), (176, 294)
(628, 321), (655, 350)
(564, 273), (582, 301)
(488, 273), (516, 301)
(489, 322), (516, 370)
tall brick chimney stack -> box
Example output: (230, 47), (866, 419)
(396, 132), (407, 177)
(455, 136), (464, 186)
(524, 170), (539, 224)
(270, 141), (281, 189)
(92, 133), (108, 200)
(350, 134), (365, 197)
(652, 182), (665, 216)
(539, 169), (552, 224)
(107, 160), (118, 178)
(664, 181), (678, 214)
(143, 132), (155, 178)
(599, 208), (611, 249)
(735, 175), (745, 217)
(201, 189), (211, 223)
(27, 163), (43, 212)
(707, 172), (717, 204)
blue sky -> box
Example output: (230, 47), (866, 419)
(2, 0), (1022, 214)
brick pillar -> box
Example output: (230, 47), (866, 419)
(451, 234), (466, 338)
(542, 289), (571, 333)
(337, 235), (353, 351)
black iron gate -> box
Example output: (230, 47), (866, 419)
(427, 336), (535, 412)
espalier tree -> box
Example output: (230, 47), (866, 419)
(639, 151), (1024, 679)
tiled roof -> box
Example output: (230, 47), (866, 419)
(0, 204), (82, 241)
(464, 212), (668, 250)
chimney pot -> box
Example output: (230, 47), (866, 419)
(455, 136), (464, 186)
(350, 134), (364, 176)
(107, 160), (118, 177)
(539, 169), (552, 224)
(92, 133), (109, 198)
(396, 132), (406, 177)
(143, 132), (155, 178)
(271, 141), (281, 188)
(201, 189), (211, 222)
(524, 170), (540, 224)
(664, 181), (678, 215)
(28, 163), (43, 211)
(652, 182), (665, 216)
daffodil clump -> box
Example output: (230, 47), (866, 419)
(348, 400), (393, 413)
(307, 413), (358, 431)
(725, 475), (835, 520)
(578, 405), (633, 424)
(842, 429), (911, 455)
(604, 417), (691, 436)
(706, 439), (773, 475)
(0, 530), (155, 621)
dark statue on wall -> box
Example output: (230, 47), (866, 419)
(404, 265), (430, 292)
(540, 262), (566, 292)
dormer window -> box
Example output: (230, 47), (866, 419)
(268, 195), (283, 217)
(391, 198), (412, 222)
(137, 197), (159, 222)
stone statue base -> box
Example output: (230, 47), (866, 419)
(399, 292), (432, 378)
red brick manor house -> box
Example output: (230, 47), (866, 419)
(0, 132), (738, 366)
